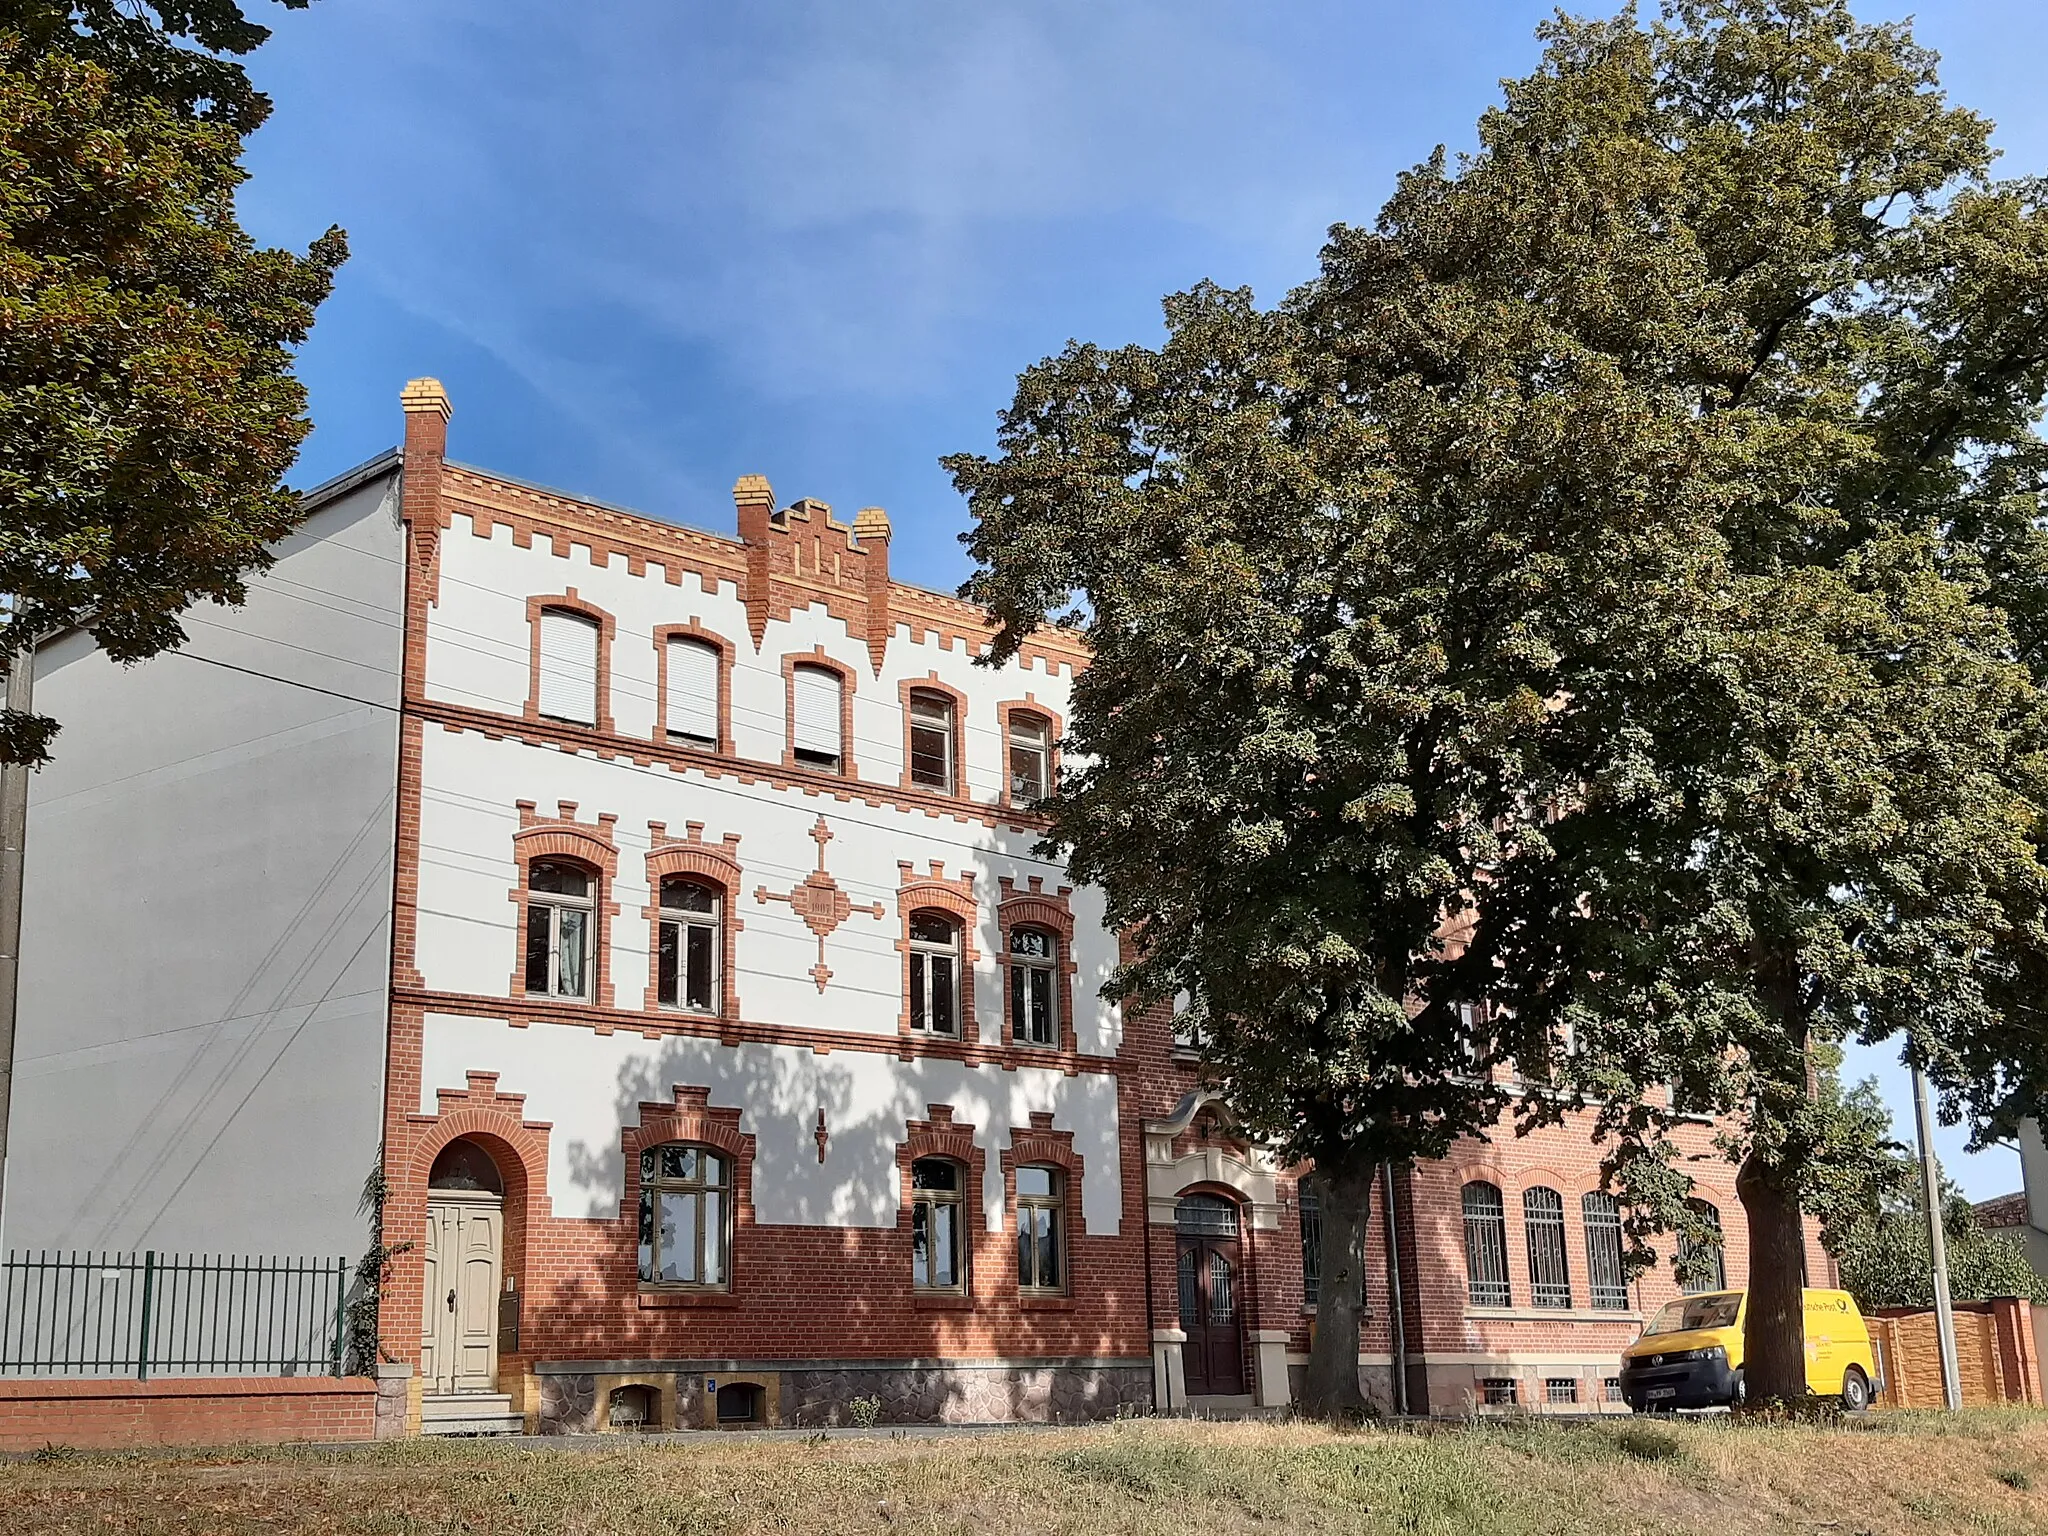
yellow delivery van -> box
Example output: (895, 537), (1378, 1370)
(1617, 1288), (1877, 1412)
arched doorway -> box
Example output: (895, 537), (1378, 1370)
(423, 1138), (505, 1396)
(1176, 1193), (1245, 1396)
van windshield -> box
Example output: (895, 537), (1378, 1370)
(1643, 1294), (1741, 1335)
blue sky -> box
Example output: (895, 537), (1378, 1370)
(237, 0), (2048, 1200)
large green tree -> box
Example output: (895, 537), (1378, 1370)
(0, 1), (344, 763)
(954, 0), (2048, 1415)
(1467, 2), (2048, 1404)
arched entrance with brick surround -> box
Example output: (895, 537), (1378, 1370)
(393, 1072), (552, 1435)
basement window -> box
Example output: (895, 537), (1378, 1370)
(1545, 1378), (1578, 1405)
(1480, 1378), (1518, 1406)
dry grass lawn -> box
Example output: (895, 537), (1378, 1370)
(2, 1409), (2045, 1535)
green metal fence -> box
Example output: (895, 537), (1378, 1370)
(0, 1251), (350, 1378)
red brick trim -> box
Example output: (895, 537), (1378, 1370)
(781, 648), (858, 777)
(386, 1071), (554, 1373)
(897, 1104), (987, 1296)
(651, 621), (736, 755)
(411, 706), (1051, 834)
(0, 1377), (378, 1451)
(996, 698), (1064, 809)
(898, 674), (969, 799)
(621, 1085), (757, 1295)
(996, 875), (1078, 1056)
(507, 801), (620, 1009)
(896, 862), (981, 1046)
(641, 821), (745, 1020)
(448, 467), (1090, 679)
(524, 590), (617, 733)
(1002, 1112), (1087, 1296)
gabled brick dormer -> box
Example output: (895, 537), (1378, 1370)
(734, 475), (893, 672)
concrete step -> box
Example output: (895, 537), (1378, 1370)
(421, 1392), (523, 1436)
(1183, 1394), (1285, 1421)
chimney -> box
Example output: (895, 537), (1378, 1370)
(854, 506), (892, 674)
(734, 474), (776, 648)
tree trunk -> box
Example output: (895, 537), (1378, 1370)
(1736, 1145), (1810, 1405)
(1300, 1158), (1375, 1418)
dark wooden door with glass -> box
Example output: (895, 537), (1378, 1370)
(1176, 1194), (1245, 1395)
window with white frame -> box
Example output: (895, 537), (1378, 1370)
(525, 859), (594, 1000)
(1463, 1180), (1511, 1307)
(908, 690), (956, 792)
(665, 637), (719, 746)
(1524, 1185), (1572, 1308)
(911, 1158), (967, 1291)
(1008, 713), (1051, 802)
(656, 877), (720, 1013)
(1582, 1191), (1629, 1310)
(1015, 1165), (1065, 1293)
(637, 1143), (730, 1288)
(908, 911), (961, 1036)
(791, 663), (844, 772)
(1007, 926), (1058, 1046)
(537, 608), (600, 725)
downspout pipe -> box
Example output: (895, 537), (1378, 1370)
(1382, 1161), (1408, 1416)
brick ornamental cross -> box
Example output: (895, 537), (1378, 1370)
(754, 816), (886, 992)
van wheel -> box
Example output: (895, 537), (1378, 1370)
(1840, 1367), (1871, 1414)
(1731, 1369), (1746, 1407)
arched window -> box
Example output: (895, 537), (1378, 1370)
(656, 877), (721, 1014)
(1007, 713), (1051, 803)
(911, 1158), (966, 1291)
(428, 1138), (503, 1195)
(908, 689), (956, 792)
(1678, 1198), (1726, 1293)
(1463, 1181), (1511, 1307)
(1582, 1191), (1628, 1310)
(537, 608), (600, 725)
(791, 663), (844, 772)
(1007, 927), (1059, 1047)
(1523, 1186), (1571, 1308)
(665, 637), (719, 746)
(525, 859), (594, 999)
(638, 1143), (730, 1289)
(908, 912), (960, 1037)
(1016, 1165), (1065, 1293)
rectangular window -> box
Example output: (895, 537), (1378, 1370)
(1603, 1376), (1623, 1403)
(1481, 1378), (1518, 1406)
(1007, 715), (1050, 802)
(656, 880), (720, 1013)
(1016, 1166), (1065, 1293)
(1545, 1378), (1578, 1405)
(912, 1159), (965, 1291)
(908, 692), (955, 792)
(1299, 1181), (1322, 1309)
(665, 637), (719, 744)
(537, 608), (600, 725)
(791, 664), (843, 771)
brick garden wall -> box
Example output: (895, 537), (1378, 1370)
(0, 1378), (377, 1451)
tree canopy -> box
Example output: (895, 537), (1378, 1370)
(0, 0), (342, 763)
(952, 0), (2048, 1412)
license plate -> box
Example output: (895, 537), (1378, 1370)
(1646, 1387), (1677, 1400)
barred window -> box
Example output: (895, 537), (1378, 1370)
(1678, 1198), (1727, 1293)
(1603, 1376), (1623, 1402)
(1545, 1377), (1578, 1405)
(1299, 1181), (1321, 1309)
(1481, 1377), (1518, 1406)
(1463, 1181), (1511, 1307)
(1523, 1186), (1572, 1308)
(1582, 1191), (1629, 1310)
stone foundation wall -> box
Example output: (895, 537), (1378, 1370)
(533, 1360), (1150, 1432)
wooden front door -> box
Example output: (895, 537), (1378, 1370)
(421, 1193), (502, 1394)
(1176, 1194), (1246, 1396)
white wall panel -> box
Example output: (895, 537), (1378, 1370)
(420, 1013), (1123, 1234)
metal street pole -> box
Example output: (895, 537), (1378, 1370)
(0, 638), (30, 1247)
(1910, 1057), (1963, 1410)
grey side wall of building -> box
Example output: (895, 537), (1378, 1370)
(1, 462), (405, 1262)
